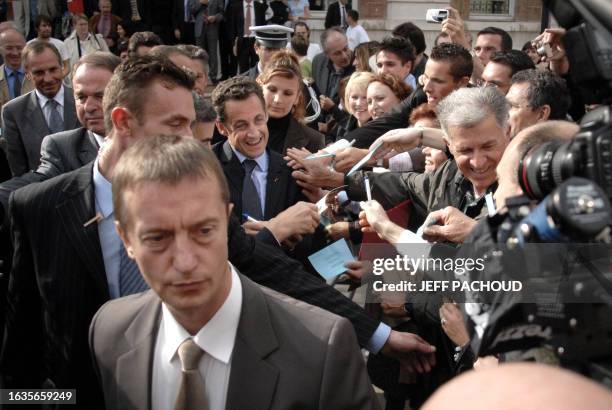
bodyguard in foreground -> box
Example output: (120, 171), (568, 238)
(89, 135), (379, 410)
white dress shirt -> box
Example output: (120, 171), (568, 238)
(92, 158), (122, 299)
(346, 24), (370, 50)
(35, 85), (65, 127)
(152, 265), (243, 410)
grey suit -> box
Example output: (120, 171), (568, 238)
(189, 0), (224, 81)
(90, 274), (380, 410)
(1, 87), (80, 176)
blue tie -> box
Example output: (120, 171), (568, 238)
(10, 71), (21, 98)
(118, 243), (149, 296)
(242, 159), (263, 220)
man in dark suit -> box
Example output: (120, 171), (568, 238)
(1, 56), (435, 408)
(113, 0), (151, 33)
(211, 76), (320, 249)
(172, 0), (196, 45)
(90, 135), (379, 410)
(227, 0), (267, 73)
(1, 41), (79, 177)
(324, 0), (351, 29)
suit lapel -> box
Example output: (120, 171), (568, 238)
(55, 163), (109, 297)
(27, 90), (51, 136)
(63, 87), (79, 129)
(220, 141), (245, 215)
(79, 130), (100, 164)
(116, 292), (161, 410)
(264, 152), (285, 220)
(226, 276), (279, 410)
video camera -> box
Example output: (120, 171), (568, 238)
(471, 0), (612, 385)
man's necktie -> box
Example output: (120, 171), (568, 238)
(242, 159), (263, 220)
(46, 99), (64, 134)
(340, 5), (346, 29)
(244, 1), (252, 37)
(118, 243), (149, 296)
(11, 71), (21, 98)
(174, 339), (207, 410)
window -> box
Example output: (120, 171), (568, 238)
(470, 0), (514, 17)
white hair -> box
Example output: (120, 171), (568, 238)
(437, 87), (509, 139)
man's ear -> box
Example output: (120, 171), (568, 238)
(443, 135), (453, 154)
(115, 221), (134, 259)
(111, 106), (134, 137)
(537, 104), (551, 122)
(216, 120), (229, 137)
(456, 76), (470, 89)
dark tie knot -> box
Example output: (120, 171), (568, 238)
(242, 159), (258, 174)
(178, 339), (204, 371)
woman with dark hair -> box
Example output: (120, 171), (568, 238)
(257, 49), (325, 155)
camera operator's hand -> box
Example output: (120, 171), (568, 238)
(442, 7), (470, 50)
(533, 28), (569, 75)
(422, 206), (477, 244)
(439, 302), (470, 347)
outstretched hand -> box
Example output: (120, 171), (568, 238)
(381, 330), (437, 373)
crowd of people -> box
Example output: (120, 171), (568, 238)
(0, 1), (610, 409)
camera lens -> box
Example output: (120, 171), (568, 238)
(518, 140), (581, 200)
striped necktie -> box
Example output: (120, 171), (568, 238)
(118, 243), (149, 296)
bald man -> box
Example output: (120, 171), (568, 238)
(422, 363), (612, 410)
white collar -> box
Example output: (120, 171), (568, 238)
(160, 264), (242, 366)
(230, 145), (269, 172)
(35, 84), (65, 109)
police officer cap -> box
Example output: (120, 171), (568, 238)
(249, 24), (294, 48)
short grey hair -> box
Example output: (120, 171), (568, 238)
(320, 27), (346, 52)
(437, 87), (508, 139)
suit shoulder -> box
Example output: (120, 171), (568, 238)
(11, 164), (91, 205)
(90, 292), (159, 357)
(259, 284), (348, 340)
(42, 128), (85, 146)
(92, 291), (157, 333)
(2, 91), (32, 111)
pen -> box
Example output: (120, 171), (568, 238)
(242, 213), (260, 223)
(305, 152), (335, 160)
(364, 176), (372, 201)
